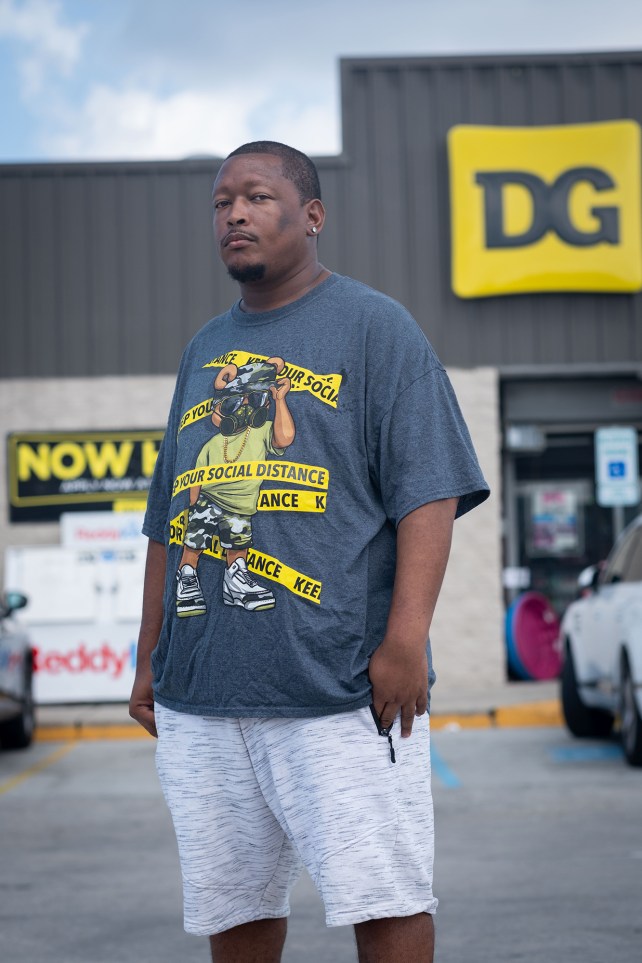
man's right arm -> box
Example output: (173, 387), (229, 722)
(129, 538), (167, 737)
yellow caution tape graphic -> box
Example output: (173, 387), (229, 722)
(171, 460), (329, 499)
(178, 398), (214, 433)
(257, 489), (326, 512)
(202, 350), (342, 408)
(169, 511), (322, 603)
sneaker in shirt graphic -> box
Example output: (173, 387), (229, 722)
(175, 357), (296, 616)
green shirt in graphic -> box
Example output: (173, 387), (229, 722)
(195, 420), (285, 516)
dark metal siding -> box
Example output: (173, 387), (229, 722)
(336, 53), (642, 368)
(0, 165), (238, 377)
(2, 51), (642, 377)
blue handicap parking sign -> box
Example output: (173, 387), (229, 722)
(596, 427), (640, 507)
(607, 460), (626, 478)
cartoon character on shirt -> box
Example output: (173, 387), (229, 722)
(175, 358), (295, 616)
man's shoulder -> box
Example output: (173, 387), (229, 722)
(333, 276), (432, 361)
(331, 274), (410, 316)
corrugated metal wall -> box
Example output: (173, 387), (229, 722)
(0, 164), (229, 377)
(2, 51), (642, 377)
(337, 52), (642, 366)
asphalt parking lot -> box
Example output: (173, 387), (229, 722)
(1, 724), (641, 963)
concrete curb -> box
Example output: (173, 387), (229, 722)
(34, 699), (564, 742)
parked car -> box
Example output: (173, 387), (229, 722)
(0, 592), (34, 750)
(560, 515), (642, 766)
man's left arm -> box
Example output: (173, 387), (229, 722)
(368, 496), (458, 738)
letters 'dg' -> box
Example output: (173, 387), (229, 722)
(476, 168), (618, 249)
(448, 122), (642, 298)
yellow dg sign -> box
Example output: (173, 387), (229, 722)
(448, 121), (642, 298)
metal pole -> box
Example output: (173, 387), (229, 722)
(613, 504), (625, 541)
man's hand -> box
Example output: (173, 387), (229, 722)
(129, 674), (157, 738)
(369, 638), (428, 738)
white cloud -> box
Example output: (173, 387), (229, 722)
(42, 84), (341, 160)
(251, 100), (341, 157)
(43, 86), (250, 160)
(4, 0), (642, 162)
(0, 0), (87, 96)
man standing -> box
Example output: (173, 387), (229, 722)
(130, 141), (489, 963)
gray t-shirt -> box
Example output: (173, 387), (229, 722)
(144, 273), (489, 717)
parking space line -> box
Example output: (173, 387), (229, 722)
(548, 744), (624, 763)
(431, 744), (462, 788)
(0, 743), (77, 797)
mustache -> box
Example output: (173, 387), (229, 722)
(222, 230), (258, 246)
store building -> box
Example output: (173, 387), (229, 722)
(2, 50), (642, 697)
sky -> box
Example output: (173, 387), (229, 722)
(2, 0), (642, 163)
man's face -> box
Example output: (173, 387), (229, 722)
(212, 154), (311, 284)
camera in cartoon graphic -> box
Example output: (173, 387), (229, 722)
(176, 357), (295, 617)
(214, 362), (277, 436)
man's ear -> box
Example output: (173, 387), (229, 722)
(306, 198), (325, 236)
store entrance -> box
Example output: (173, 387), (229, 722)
(509, 431), (640, 616)
(502, 375), (642, 622)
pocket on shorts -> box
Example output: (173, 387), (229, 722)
(368, 704), (396, 764)
(369, 703), (394, 736)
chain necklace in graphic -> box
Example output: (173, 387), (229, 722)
(223, 425), (251, 464)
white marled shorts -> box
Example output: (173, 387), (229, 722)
(155, 702), (438, 936)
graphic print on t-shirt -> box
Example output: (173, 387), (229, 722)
(170, 352), (342, 617)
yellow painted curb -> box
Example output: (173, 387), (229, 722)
(430, 713), (492, 730)
(431, 699), (563, 731)
(495, 699), (563, 728)
(35, 724), (153, 742)
(33, 699), (564, 742)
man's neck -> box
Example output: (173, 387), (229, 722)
(238, 262), (331, 313)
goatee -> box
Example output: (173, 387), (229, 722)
(228, 263), (266, 283)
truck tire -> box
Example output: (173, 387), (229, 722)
(561, 642), (614, 739)
(620, 657), (642, 767)
(0, 670), (35, 750)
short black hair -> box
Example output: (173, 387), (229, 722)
(226, 141), (321, 204)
